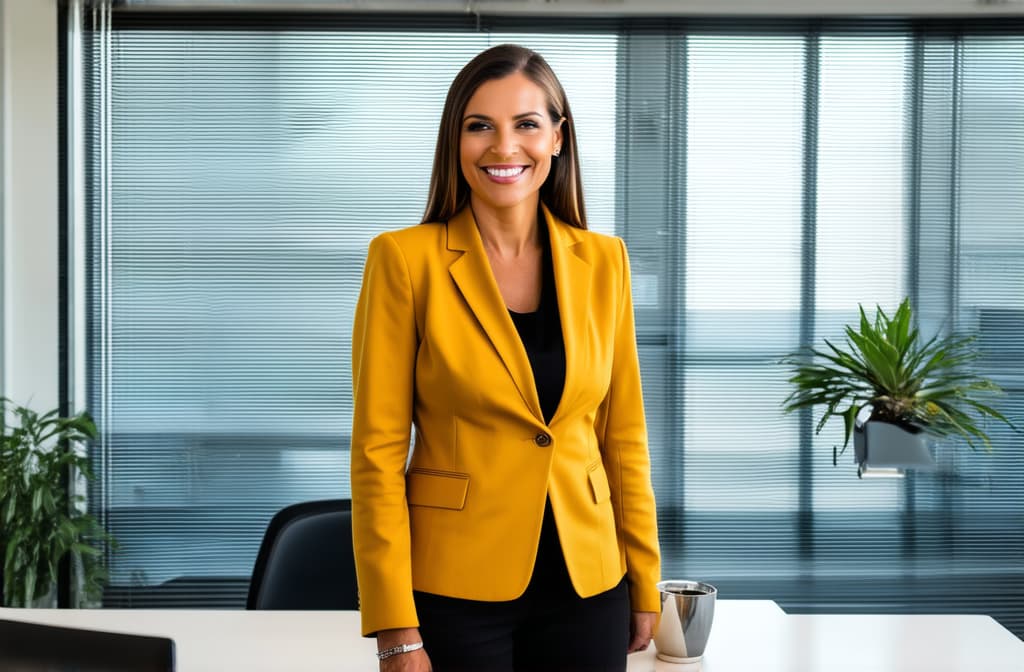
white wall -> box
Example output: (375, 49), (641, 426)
(1, 0), (58, 411)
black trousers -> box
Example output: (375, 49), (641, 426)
(413, 502), (630, 672)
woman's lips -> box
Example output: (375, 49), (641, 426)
(481, 165), (529, 184)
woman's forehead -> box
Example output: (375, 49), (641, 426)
(463, 73), (550, 117)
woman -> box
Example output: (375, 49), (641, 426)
(351, 44), (661, 672)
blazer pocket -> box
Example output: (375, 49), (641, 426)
(587, 461), (611, 504)
(406, 468), (470, 510)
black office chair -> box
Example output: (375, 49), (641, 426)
(247, 499), (359, 610)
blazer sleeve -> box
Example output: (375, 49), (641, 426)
(597, 237), (662, 614)
(350, 233), (419, 637)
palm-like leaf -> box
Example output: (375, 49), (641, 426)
(782, 298), (1019, 455)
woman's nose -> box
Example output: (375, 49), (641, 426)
(490, 128), (518, 158)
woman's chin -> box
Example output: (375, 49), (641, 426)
(470, 192), (540, 213)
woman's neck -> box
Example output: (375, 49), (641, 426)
(471, 196), (542, 259)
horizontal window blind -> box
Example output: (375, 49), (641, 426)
(75, 14), (1024, 636)
(81, 17), (619, 605)
(674, 37), (806, 587)
(915, 34), (1024, 580)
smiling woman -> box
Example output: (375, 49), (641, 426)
(458, 72), (563, 217)
(421, 44), (587, 231)
(350, 44), (661, 672)
(458, 73), (565, 313)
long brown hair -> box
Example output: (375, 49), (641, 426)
(421, 44), (587, 229)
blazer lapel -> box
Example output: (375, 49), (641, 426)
(543, 204), (591, 425)
(447, 208), (544, 422)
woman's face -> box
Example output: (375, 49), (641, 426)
(459, 71), (563, 214)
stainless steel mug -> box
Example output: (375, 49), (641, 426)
(653, 580), (717, 664)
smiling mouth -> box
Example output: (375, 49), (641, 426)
(483, 166), (527, 178)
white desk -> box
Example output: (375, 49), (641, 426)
(632, 603), (1024, 672)
(3, 601), (1023, 671)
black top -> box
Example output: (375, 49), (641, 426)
(508, 235), (566, 425)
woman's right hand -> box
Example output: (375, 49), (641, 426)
(377, 628), (432, 672)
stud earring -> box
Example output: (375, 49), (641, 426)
(553, 147), (562, 157)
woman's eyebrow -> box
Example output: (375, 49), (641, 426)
(463, 111), (544, 122)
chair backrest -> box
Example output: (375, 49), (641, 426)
(247, 499), (359, 610)
(0, 618), (175, 671)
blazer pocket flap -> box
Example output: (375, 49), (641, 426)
(407, 469), (470, 510)
(587, 463), (611, 504)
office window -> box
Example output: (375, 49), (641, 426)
(78, 17), (618, 603)
(812, 35), (908, 511)
(73, 14), (1024, 635)
(681, 38), (805, 571)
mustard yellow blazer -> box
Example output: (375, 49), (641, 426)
(350, 204), (661, 637)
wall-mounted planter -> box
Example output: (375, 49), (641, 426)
(853, 419), (936, 472)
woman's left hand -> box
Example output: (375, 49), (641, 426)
(627, 610), (659, 653)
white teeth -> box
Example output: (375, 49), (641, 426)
(485, 167), (525, 178)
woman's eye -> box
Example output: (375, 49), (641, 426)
(466, 122), (490, 132)
(518, 120), (539, 129)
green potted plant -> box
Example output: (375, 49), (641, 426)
(782, 298), (1018, 476)
(0, 399), (116, 607)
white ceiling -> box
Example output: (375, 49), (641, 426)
(120, 0), (1024, 17)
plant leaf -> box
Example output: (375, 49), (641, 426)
(72, 542), (102, 557)
(842, 404), (862, 448)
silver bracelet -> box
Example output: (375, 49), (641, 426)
(377, 641), (424, 661)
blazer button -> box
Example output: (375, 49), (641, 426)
(535, 432), (552, 447)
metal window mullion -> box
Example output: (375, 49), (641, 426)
(903, 28), (926, 560)
(668, 23), (688, 537)
(948, 34), (963, 336)
(82, 0), (116, 589)
(942, 29), (964, 544)
(798, 28), (820, 562)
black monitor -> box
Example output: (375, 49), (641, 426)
(0, 618), (175, 672)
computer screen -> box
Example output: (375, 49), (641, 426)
(0, 618), (175, 672)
